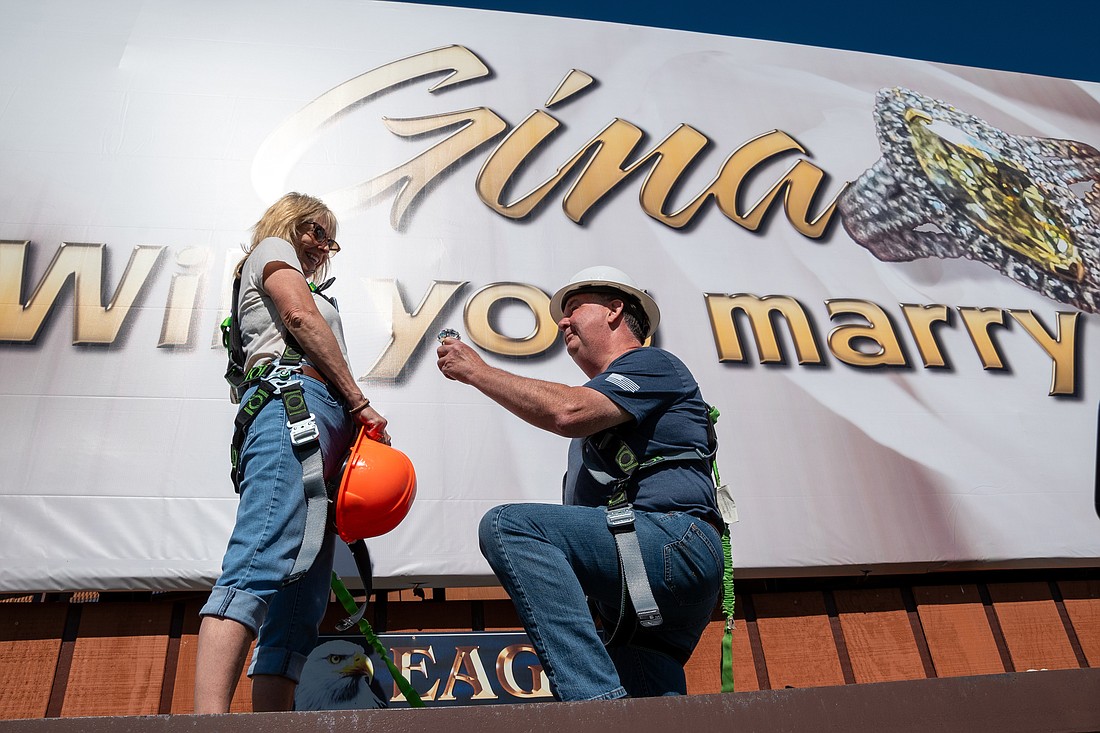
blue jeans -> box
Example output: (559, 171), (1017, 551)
(200, 376), (355, 682)
(479, 503), (723, 701)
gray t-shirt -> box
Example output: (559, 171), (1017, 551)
(238, 237), (350, 371)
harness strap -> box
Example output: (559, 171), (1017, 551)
(584, 406), (733, 684)
(606, 502), (663, 629)
(592, 598), (691, 665)
(597, 608), (691, 666)
(335, 539), (374, 632)
(585, 436), (711, 642)
(230, 363), (329, 587)
(224, 272), (340, 588)
(285, 444), (327, 585)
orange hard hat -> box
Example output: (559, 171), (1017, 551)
(333, 428), (417, 542)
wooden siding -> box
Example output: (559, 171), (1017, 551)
(1, 568), (1096, 719)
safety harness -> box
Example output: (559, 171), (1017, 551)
(221, 275), (337, 586)
(582, 405), (738, 691)
(222, 273), (414, 676)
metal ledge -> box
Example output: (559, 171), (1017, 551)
(3, 669), (1098, 733)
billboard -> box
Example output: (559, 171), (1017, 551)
(1, 1), (1097, 591)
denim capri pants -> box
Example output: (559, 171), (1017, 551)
(200, 376), (355, 681)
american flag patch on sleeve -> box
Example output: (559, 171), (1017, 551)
(605, 373), (640, 392)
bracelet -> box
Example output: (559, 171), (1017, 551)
(349, 399), (371, 415)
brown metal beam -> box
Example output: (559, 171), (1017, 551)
(3, 669), (1098, 733)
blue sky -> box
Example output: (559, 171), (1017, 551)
(395, 0), (1099, 83)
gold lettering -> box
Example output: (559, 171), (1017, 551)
(251, 45), (503, 226)
(576, 123), (709, 225)
(643, 130), (843, 237)
(346, 107), (507, 228)
(958, 307), (1007, 369)
(545, 69), (595, 107)
(438, 646), (498, 701)
(363, 279), (466, 380)
(478, 117), (707, 224)
(475, 113), (841, 237)
(706, 296), (1076, 395)
(463, 283), (557, 356)
(1008, 310), (1079, 396)
(900, 303), (951, 367)
(159, 247), (209, 347)
(496, 644), (552, 698)
(826, 299), (907, 367)
(0, 241), (164, 344)
(389, 645), (439, 702)
(256, 46), (844, 236)
(704, 293), (822, 364)
(477, 110), (570, 218)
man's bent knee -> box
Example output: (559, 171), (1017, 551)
(478, 504), (511, 565)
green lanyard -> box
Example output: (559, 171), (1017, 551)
(709, 407), (736, 694)
(330, 572), (425, 707)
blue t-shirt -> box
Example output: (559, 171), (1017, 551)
(563, 347), (720, 524)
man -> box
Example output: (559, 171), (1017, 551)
(436, 266), (723, 701)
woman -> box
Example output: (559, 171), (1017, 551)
(195, 193), (388, 713)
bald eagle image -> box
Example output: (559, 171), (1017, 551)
(295, 639), (389, 710)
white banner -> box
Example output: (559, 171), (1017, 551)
(1, 0), (1097, 591)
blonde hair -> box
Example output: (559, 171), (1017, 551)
(236, 192), (338, 280)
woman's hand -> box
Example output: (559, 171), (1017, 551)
(262, 256), (393, 445)
(354, 404), (390, 445)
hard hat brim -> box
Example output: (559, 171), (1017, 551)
(549, 277), (660, 338)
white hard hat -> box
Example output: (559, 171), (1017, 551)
(549, 265), (660, 338)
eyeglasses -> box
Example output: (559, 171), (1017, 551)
(302, 221), (340, 253)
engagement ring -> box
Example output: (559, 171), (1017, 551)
(437, 328), (460, 343)
(839, 87), (1100, 312)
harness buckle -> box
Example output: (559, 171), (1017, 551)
(288, 415), (320, 447)
(606, 505), (635, 532)
(637, 608), (663, 627)
(268, 379), (293, 394)
(267, 370), (301, 394)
